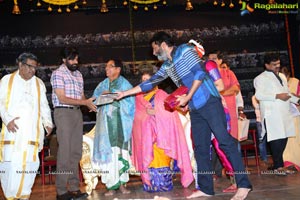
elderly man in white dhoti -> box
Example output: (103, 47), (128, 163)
(0, 52), (53, 200)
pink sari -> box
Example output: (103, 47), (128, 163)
(131, 89), (194, 188)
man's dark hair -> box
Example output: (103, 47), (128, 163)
(107, 58), (124, 75)
(264, 53), (280, 64)
(221, 58), (230, 68)
(61, 47), (79, 60)
(16, 52), (38, 65)
(150, 31), (174, 47)
(207, 50), (224, 60)
(113, 59), (124, 70)
(280, 66), (290, 77)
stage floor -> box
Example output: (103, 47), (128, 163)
(1, 157), (299, 200)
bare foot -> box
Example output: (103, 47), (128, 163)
(186, 190), (212, 199)
(223, 184), (238, 193)
(230, 188), (251, 200)
(119, 184), (131, 194)
(104, 190), (116, 196)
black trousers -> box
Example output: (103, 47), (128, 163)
(268, 138), (288, 169)
(264, 119), (288, 169)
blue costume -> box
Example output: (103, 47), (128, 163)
(92, 76), (135, 190)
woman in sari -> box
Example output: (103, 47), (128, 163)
(131, 71), (193, 192)
(281, 66), (300, 171)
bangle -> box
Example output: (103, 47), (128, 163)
(239, 111), (244, 114)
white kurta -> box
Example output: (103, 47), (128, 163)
(0, 71), (53, 199)
(254, 71), (297, 142)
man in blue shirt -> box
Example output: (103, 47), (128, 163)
(117, 31), (252, 200)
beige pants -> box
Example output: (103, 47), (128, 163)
(54, 108), (83, 195)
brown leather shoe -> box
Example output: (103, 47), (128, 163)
(68, 190), (88, 200)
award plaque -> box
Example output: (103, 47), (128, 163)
(95, 93), (119, 106)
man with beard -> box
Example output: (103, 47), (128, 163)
(51, 47), (97, 200)
(116, 31), (252, 200)
(254, 53), (298, 175)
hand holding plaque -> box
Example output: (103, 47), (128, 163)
(95, 93), (119, 106)
(164, 86), (189, 111)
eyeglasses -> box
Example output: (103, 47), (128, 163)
(106, 63), (116, 68)
(22, 62), (38, 71)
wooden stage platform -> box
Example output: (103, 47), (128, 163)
(1, 157), (299, 200)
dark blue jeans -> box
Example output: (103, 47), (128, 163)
(256, 121), (268, 161)
(190, 95), (252, 195)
